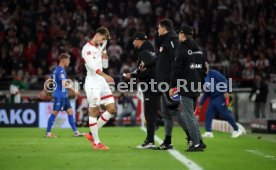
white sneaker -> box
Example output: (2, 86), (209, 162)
(202, 132), (214, 138)
(237, 123), (246, 135)
(231, 129), (243, 138)
(74, 131), (86, 137)
(136, 141), (156, 149)
(45, 132), (57, 138)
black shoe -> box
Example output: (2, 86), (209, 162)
(155, 143), (173, 150)
(199, 141), (207, 149)
(136, 141), (156, 149)
(186, 137), (192, 147)
(186, 145), (204, 152)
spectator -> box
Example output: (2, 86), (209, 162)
(117, 93), (136, 126)
(256, 51), (270, 78)
(249, 74), (269, 119)
(136, 0), (152, 16)
(0, 0), (275, 90)
(242, 65), (255, 87)
(9, 72), (27, 103)
(77, 107), (89, 127)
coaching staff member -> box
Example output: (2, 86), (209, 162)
(170, 25), (207, 151)
(155, 19), (193, 150)
(125, 32), (160, 149)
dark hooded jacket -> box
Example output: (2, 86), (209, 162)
(135, 40), (156, 83)
(155, 31), (179, 84)
(171, 37), (207, 98)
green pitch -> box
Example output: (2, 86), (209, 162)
(0, 127), (275, 170)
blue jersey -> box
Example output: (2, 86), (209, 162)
(51, 66), (68, 98)
(200, 69), (228, 105)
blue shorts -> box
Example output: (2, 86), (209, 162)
(53, 97), (72, 111)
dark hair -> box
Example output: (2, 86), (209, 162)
(59, 53), (70, 60)
(96, 27), (111, 39)
(158, 19), (173, 32)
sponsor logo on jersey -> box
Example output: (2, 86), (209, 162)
(187, 50), (203, 55)
(190, 63), (202, 69)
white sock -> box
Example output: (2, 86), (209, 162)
(89, 116), (100, 144)
(97, 111), (112, 129)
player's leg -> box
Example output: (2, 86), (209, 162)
(97, 83), (116, 129)
(66, 104), (86, 137)
(88, 106), (100, 144)
(45, 110), (58, 137)
(45, 98), (60, 138)
(97, 102), (116, 129)
(202, 103), (215, 138)
(85, 81), (109, 150)
(64, 98), (78, 134)
(215, 98), (242, 138)
(88, 106), (109, 150)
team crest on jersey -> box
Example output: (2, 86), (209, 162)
(159, 47), (163, 53)
(87, 51), (91, 55)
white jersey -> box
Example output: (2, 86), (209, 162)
(81, 42), (103, 78)
(82, 42), (115, 107)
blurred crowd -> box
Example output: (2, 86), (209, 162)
(0, 0), (276, 90)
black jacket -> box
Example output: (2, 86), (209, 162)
(131, 41), (157, 94)
(171, 37), (207, 98)
(155, 31), (179, 84)
(250, 80), (268, 103)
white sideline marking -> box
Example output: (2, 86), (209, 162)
(245, 149), (276, 161)
(140, 127), (203, 170)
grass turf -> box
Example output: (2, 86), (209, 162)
(0, 127), (275, 170)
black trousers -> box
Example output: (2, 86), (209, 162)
(144, 92), (160, 143)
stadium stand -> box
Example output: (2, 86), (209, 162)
(0, 0), (275, 91)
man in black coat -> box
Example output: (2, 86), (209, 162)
(125, 32), (160, 148)
(250, 74), (269, 118)
(155, 19), (199, 151)
(170, 25), (207, 151)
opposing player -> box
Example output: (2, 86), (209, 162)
(40, 53), (86, 138)
(199, 62), (243, 138)
(82, 27), (116, 150)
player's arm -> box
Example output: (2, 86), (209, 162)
(96, 70), (114, 82)
(82, 48), (114, 82)
(39, 77), (53, 98)
(57, 70), (80, 96)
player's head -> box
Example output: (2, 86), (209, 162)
(59, 53), (70, 67)
(158, 19), (173, 36)
(94, 27), (111, 45)
(177, 25), (194, 42)
(132, 32), (147, 49)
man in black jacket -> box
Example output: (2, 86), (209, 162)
(125, 32), (160, 149)
(250, 74), (269, 118)
(155, 19), (194, 150)
(170, 25), (207, 151)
